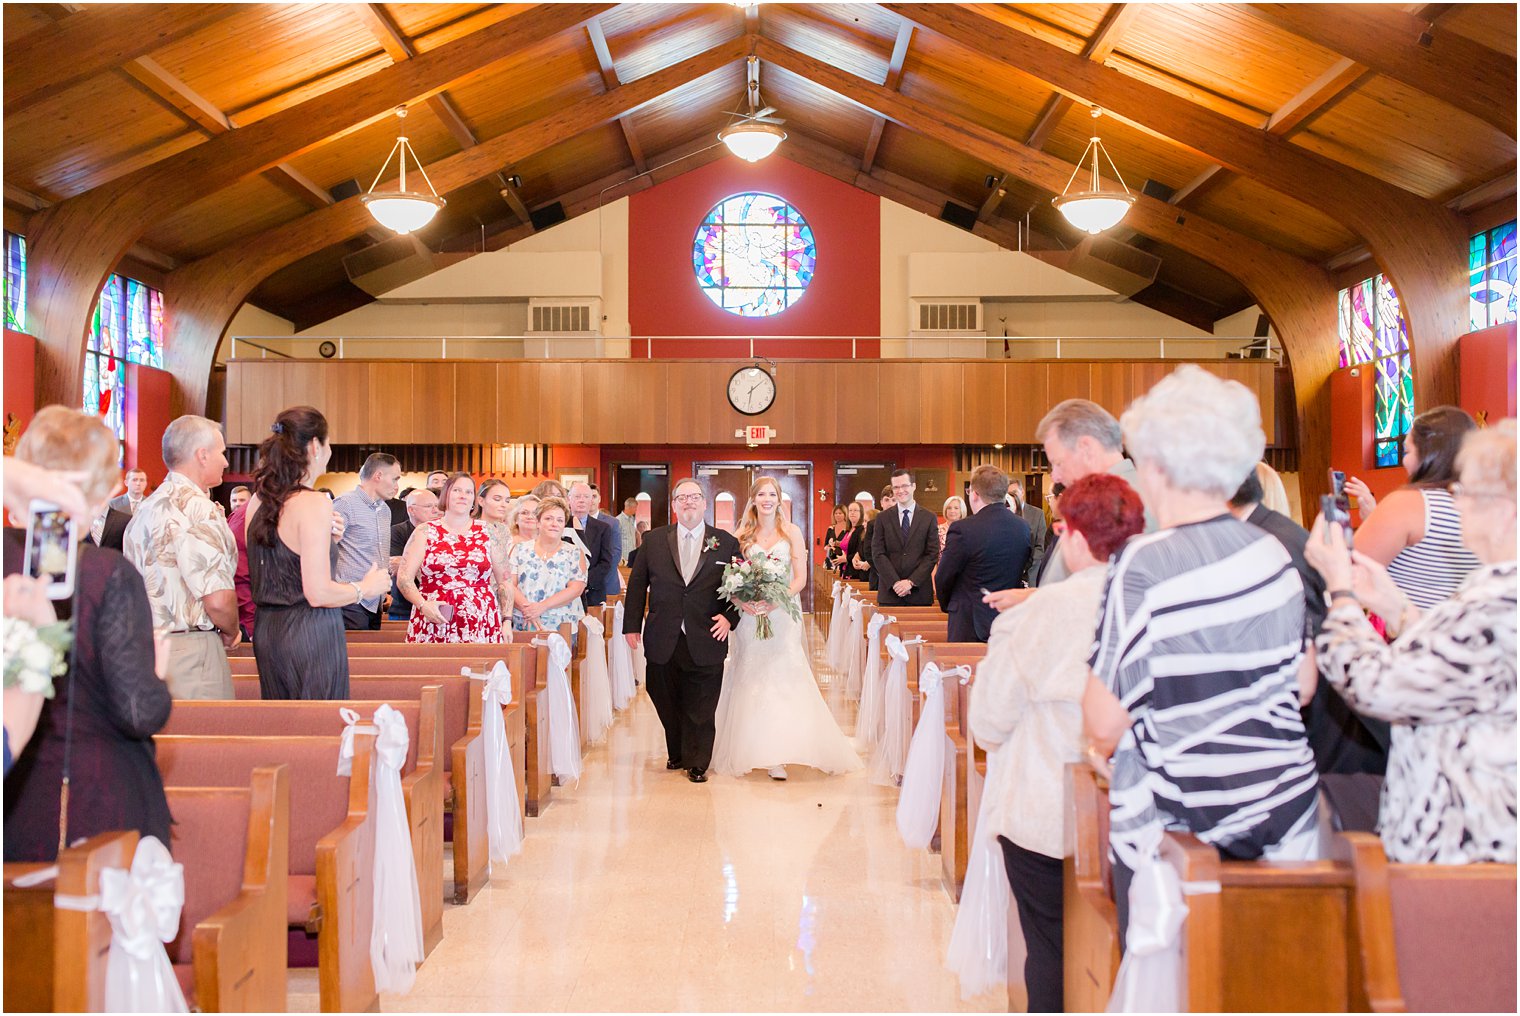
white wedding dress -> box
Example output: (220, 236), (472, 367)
(711, 540), (864, 777)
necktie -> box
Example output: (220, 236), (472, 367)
(681, 531), (698, 583)
(901, 508), (911, 540)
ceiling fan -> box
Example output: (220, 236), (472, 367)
(719, 55), (787, 161)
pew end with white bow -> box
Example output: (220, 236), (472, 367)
(523, 628), (578, 816)
(895, 661), (972, 854)
(606, 599), (637, 712)
(155, 732), (381, 1013)
(461, 661), (526, 875)
(530, 630), (583, 794)
(163, 764), (290, 1012)
(4, 829), (140, 1012)
(578, 611), (614, 746)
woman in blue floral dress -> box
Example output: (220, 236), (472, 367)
(508, 496), (588, 639)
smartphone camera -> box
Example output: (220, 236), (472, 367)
(24, 500), (79, 600)
(1319, 493), (1355, 549)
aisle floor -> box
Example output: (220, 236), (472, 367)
(291, 617), (1005, 1013)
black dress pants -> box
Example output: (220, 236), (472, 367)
(644, 634), (724, 771)
(341, 602), (382, 630)
(999, 835), (1065, 1014)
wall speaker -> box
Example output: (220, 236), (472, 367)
(1140, 178), (1175, 202)
(529, 202), (566, 231)
(939, 201), (978, 232)
(329, 178), (361, 202)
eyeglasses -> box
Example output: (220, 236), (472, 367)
(1452, 483), (1513, 501)
(672, 493), (705, 506)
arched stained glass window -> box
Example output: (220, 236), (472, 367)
(1338, 273), (1413, 468)
(692, 193), (816, 317)
(1470, 220), (1517, 330)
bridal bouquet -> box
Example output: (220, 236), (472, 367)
(718, 546), (801, 640)
(3, 616), (70, 697)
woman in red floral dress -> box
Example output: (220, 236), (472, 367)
(397, 472), (511, 644)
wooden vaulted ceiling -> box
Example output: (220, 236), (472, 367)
(4, 2), (1516, 334)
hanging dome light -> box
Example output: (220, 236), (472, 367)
(719, 121), (786, 162)
(1052, 106), (1135, 235)
(362, 106), (446, 234)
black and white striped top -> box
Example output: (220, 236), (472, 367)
(1089, 515), (1319, 871)
(1385, 487), (1482, 610)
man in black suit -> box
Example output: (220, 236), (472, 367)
(89, 506), (132, 552)
(934, 465), (1031, 643)
(568, 482), (615, 608)
(871, 469), (940, 606)
(386, 489), (439, 622)
(622, 478), (742, 784)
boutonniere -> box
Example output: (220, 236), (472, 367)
(704, 536), (720, 552)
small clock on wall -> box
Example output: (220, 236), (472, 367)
(318, 340), (337, 359)
(727, 365), (776, 416)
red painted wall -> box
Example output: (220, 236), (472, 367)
(1458, 321), (1518, 424)
(127, 363), (173, 484)
(627, 155), (880, 356)
(601, 444), (953, 564)
(3, 329), (36, 451)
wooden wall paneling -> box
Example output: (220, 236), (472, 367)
(322, 363), (371, 444)
(409, 363), (460, 444)
(876, 362), (924, 442)
(665, 362), (737, 445)
(1130, 362), (1172, 407)
(229, 361), (282, 444)
(454, 362), (498, 446)
(959, 364), (1004, 445)
(1003, 362), (1051, 444)
(368, 363), (417, 445)
(1089, 362), (1133, 421)
(497, 363), (543, 444)
(916, 361), (964, 444)
(162, 35), (751, 417)
(837, 362), (882, 445)
(782, 361), (837, 444)
(25, 3), (615, 410)
(582, 360), (667, 443)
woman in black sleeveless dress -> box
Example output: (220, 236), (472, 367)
(245, 407), (391, 700)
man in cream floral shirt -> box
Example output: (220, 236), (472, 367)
(124, 416), (240, 699)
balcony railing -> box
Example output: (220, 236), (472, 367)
(227, 333), (1278, 363)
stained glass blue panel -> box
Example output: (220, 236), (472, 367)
(1374, 274), (1408, 356)
(693, 192), (817, 317)
(3, 232), (24, 332)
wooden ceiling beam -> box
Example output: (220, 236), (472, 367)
(587, 19), (649, 175)
(882, 3), (1469, 414)
(1245, 3), (1516, 138)
(162, 36), (750, 415)
(860, 23), (914, 174)
(758, 35), (1340, 512)
(26, 2), (614, 409)
(4, 3), (242, 115)
(1023, 3), (1139, 153)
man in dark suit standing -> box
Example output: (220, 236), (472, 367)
(387, 488), (439, 622)
(871, 469), (940, 606)
(89, 507), (132, 552)
(568, 481), (614, 608)
(934, 465), (1031, 642)
(622, 478), (742, 784)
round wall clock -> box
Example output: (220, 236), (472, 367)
(727, 365), (777, 416)
(318, 340), (337, 359)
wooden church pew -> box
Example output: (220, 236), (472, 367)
(156, 732), (380, 1014)
(162, 690), (444, 952)
(165, 764), (290, 1012)
(921, 642), (988, 902)
(1335, 831), (1518, 1013)
(3, 830), (138, 1012)
(1064, 763), (1120, 1014)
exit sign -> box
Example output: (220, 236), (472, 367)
(747, 424), (771, 444)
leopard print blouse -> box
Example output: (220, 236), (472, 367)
(1317, 562), (1516, 864)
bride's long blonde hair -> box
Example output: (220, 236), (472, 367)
(735, 476), (787, 554)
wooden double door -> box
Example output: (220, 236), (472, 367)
(692, 461), (815, 612)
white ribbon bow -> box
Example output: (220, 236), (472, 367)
(578, 615), (614, 745)
(867, 612), (893, 639)
(367, 704), (424, 995)
(895, 663), (968, 848)
(885, 634), (909, 662)
(581, 615), (605, 638)
(870, 635), (914, 787)
(98, 836), (189, 1013)
(336, 707), (373, 776)
(608, 601), (635, 711)
(463, 661), (524, 868)
(533, 632), (583, 783)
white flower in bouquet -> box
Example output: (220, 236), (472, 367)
(3, 617), (71, 697)
(719, 548), (801, 640)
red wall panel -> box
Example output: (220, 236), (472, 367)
(627, 155), (880, 355)
(127, 363), (173, 484)
(3, 329), (36, 451)
(1458, 321), (1517, 425)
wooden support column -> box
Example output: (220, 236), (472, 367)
(165, 38), (750, 414)
(23, 3), (613, 410)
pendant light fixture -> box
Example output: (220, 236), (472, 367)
(1051, 106), (1135, 235)
(362, 106), (446, 234)
(719, 56), (786, 162)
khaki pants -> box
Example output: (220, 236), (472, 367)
(164, 630), (233, 700)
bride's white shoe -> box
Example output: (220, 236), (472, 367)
(768, 766), (788, 781)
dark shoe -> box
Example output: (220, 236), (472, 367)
(687, 767), (708, 784)
(666, 760), (684, 771)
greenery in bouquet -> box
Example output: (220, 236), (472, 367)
(718, 546), (801, 639)
(3, 616), (71, 698)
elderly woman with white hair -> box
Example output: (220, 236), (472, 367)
(1082, 365), (1320, 942)
(1305, 420), (1515, 865)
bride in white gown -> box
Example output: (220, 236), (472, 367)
(712, 477), (864, 780)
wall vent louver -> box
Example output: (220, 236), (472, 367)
(910, 299), (984, 334)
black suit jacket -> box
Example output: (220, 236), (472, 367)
(575, 514), (614, 607)
(871, 504), (940, 606)
(934, 502), (1031, 642)
(92, 508), (132, 553)
(622, 524), (742, 668)
(387, 519), (416, 620)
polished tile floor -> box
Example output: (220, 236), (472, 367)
(291, 617), (1006, 1013)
